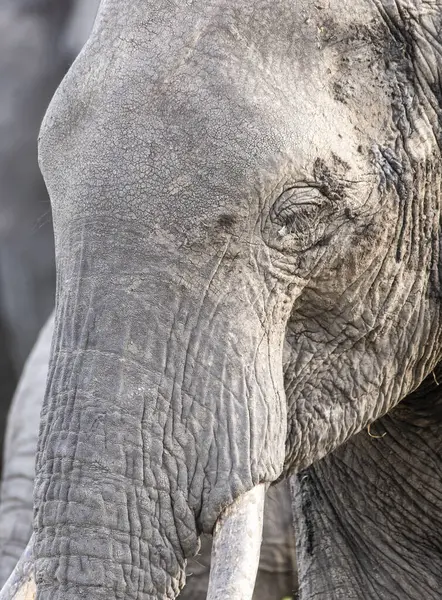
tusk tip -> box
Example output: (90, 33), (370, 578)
(0, 537), (36, 600)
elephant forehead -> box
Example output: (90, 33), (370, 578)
(40, 0), (395, 231)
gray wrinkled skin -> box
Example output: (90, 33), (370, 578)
(34, 0), (442, 598)
(0, 316), (297, 597)
(293, 363), (442, 600)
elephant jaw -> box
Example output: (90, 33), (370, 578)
(0, 486), (266, 600)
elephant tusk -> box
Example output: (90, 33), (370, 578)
(206, 484), (266, 600)
(0, 535), (35, 600)
(1, 490), (267, 600)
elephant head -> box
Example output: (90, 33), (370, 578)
(29, 0), (442, 598)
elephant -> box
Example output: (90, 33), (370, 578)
(3, 0), (442, 598)
(293, 362), (442, 599)
(0, 315), (298, 598)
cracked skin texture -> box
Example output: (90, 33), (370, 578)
(34, 0), (442, 598)
(0, 312), (297, 596)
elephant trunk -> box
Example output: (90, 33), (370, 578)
(32, 222), (287, 599)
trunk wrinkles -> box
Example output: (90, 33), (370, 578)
(33, 223), (287, 599)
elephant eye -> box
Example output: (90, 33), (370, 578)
(270, 186), (332, 237)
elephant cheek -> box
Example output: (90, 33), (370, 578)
(33, 223), (287, 599)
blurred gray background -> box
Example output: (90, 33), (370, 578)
(0, 0), (101, 470)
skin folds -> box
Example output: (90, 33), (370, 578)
(8, 0), (442, 598)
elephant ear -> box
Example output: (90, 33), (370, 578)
(0, 536), (35, 600)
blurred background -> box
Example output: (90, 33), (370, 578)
(0, 0), (101, 471)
